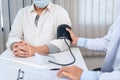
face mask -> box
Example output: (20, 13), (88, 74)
(34, 0), (49, 8)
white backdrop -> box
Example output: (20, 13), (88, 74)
(1, 0), (120, 56)
(53, 0), (120, 56)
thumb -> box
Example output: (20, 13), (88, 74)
(66, 28), (71, 33)
(26, 44), (32, 56)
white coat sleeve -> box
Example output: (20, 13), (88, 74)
(77, 14), (120, 52)
(81, 70), (120, 80)
(99, 71), (120, 80)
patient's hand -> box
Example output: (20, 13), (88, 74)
(12, 41), (35, 58)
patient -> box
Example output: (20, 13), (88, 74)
(6, 0), (71, 58)
(57, 15), (120, 80)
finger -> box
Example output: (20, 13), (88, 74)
(60, 67), (70, 72)
(57, 70), (69, 78)
(17, 41), (25, 46)
(26, 44), (33, 56)
(15, 51), (29, 58)
(18, 41), (28, 46)
(20, 46), (28, 52)
(17, 50), (29, 55)
(13, 52), (19, 56)
(21, 41), (27, 44)
(58, 70), (70, 78)
(28, 45), (32, 56)
(12, 43), (19, 49)
(17, 45), (27, 52)
(61, 71), (74, 80)
(23, 44), (29, 52)
(15, 54), (29, 58)
(13, 43), (18, 47)
(66, 28), (71, 32)
(13, 48), (19, 52)
(18, 40), (25, 43)
(66, 28), (72, 33)
(57, 70), (64, 78)
(18, 42), (28, 52)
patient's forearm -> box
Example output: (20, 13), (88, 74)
(34, 45), (49, 55)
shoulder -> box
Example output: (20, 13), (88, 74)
(51, 3), (68, 14)
(17, 5), (32, 14)
(53, 4), (65, 10)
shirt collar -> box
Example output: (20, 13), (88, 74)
(30, 1), (53, 13)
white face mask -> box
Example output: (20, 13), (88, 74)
(34, 0), (49, 8)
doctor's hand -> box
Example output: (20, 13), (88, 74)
(66, 28), (78, 45)
(57, 65), (83, 80)
(12, 41), (35, 58)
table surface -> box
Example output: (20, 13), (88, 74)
(0, 47), (88, 80)
(0, 47), (87, 70)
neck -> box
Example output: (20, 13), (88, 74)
(34, 5), (47, 16)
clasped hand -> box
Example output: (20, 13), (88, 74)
(12, 41), (35, 58)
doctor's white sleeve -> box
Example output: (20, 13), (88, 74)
(77, 23), (115, 52)
(77, 14), (120, 52)
(81, 70), (120, 80)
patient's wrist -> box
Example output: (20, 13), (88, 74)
(34, 45), (49, 55)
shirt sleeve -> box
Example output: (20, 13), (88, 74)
(77, 38), (87, 47)
(81, 71), (101, 80)
(48, 6), (72, 52)
(6, 9), (23, 50)
(46, 43), (60, 54)
(77, 33), (112, 52)
(77, 15), (120, 52)
(99, 71), (120, 80)
(49, 39), (71, 52)
(81, 70), (120, 80)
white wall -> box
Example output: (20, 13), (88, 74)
(0, 0), (33, 53)
(53, 0), (120, 56)
(1, 0), (120, 56)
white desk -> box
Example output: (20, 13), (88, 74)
(0, 48), (87, 80)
